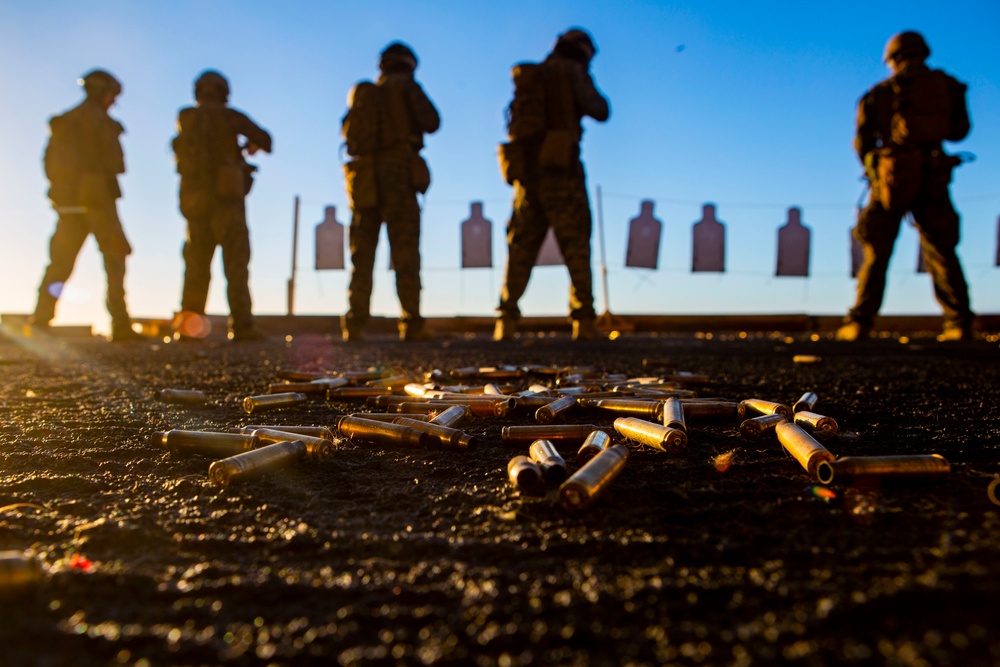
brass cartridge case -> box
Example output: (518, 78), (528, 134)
(528, 439), (568, 485)
(0, 551), (43, 589)
(792, 392), (819, 413)
(368, 395), (428, 408)
(310, 376), (350, 389)
(739, 414), (787, 441)
(367, 375), (411, 389)
(661, 373), (711, 384)
(267, 382), (330, 395)
(677, 401), (739, 420)
(450, 366), (480, 378)
(535, 395), (578, 424)
(337, 416), (432, 449)
(417, 400), (500, 419)
(738, 398), (792, 421)
(816, 454), (950, 485)
(792, 411), (838, 440)
(577, 430), (612, 465)
(248, 428), (335, 461)
(392, 402), (448, 415)
(327, 387), (392, 400)
(341, 369), (393, 382)
(632, 387), (698, 399)
(154, 430), (259, 457)
(393, 417), (477, 451)
(559, 444), (629, 511)
(642, 358), (674, 368)
(156, 389), (208, 405)
(404, 383), (433, 397)
(507, 456), (544, 491)
(661, 397), (686, 433)
(276, 369), (322, 382)
(502, 424), (613, 448)
(579, 397), (662, 420)
(614, 417), (687, 455)
(344, 413), (429, 423)
(512, 395), (561, 411)
(243, 392), (308, 414)
(775, 421), (835, 477)
(478, 366), (524, 380)
(243, 425), (337, 440)
(428, 405), (469, 428)
(482, 384), (505, 396)
(209, 440), (307, 486)
(527, 384), (554, 394)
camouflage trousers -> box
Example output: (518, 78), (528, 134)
(181, 198), (255, 335)
(498, 167), (595, 321)
(849, 179), (972, 330)
(34, 203), (132, 328)
(344, 159), (423, 332)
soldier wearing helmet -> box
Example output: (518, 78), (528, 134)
(171, 70), (272, 342)
(837, 32), (974, 342)
(29, 69), (142, 342)
(339, 41), (440, 342)
(494, 28), (610, 341)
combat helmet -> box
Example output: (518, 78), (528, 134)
(883, 31), (931, 64)
(80, 69), (122, 98)
(379, 42), (418, 73)
(194, 70), (230, 103)
(555, 28), (598, 64)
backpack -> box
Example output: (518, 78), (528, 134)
(889, 69), (955, 146)
(504, 63), (546, 142)
(342, 81), (383, 157)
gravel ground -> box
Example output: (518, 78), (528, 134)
(0, 330), (998, 666)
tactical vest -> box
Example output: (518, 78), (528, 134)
(888, 69), (955, 147)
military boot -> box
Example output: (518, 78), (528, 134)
(493, 315), (517, 341)
(572, 319), (603, 341)
(835, 321), (871, 342)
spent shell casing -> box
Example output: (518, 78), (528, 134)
(661, 397), (686, 433)
(502, 424), (613, 448)
(267, 382), (330, 395)
(276, 369), (322, 382)
(528, 439), (568, 485)
(775, 421), (835, 477)
(243, 425), (337, 441)
(403, 400), (498, 418)
(512, 395), (561, 411)
(337, 416), (433, 449)
(738, 398), (792, 421)
(249, 428), (335, 461)
(367, 375), (411, 389)
(632, 387), (698, 399)
(345, 413), (429, 422)
(156, 389), (208, 405)
(393, 417), (477, 451)
(792, 411), (838, 440)
(614, 417), (687, 455)
(340, 369), (393, 381)
(678, 400), (739, 420)
(559, 444), (629, 511)
(577, 430), (612, 465)
(792, 392), (819, 413)
(482, 384), (505, 395)
(327, 387), (392, 400)
(507, 456), (544, 491)
(816, 454), (950, 485)
(154, 430), (259, 457)
(739, 414), (787, 441)
(309, 376), (350, 389)
(428, 405), (469, 427)
(209, 440), (307, 486)
(243, 392), (308, 414)
(578, 397), (662, 420)
(535, 395), (578, 424)
(0, 551), (43, 590)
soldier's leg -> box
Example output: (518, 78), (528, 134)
(911, 190), (973, 331)
(847, 203), (902, 328)
(498, 182), (549, 321)
(180, 216), (217, 315)
(33, 214), (89, 325)
(543, 172), (596, 321)
(216, 204), (255, 335)
(385, 195), (423, 329)
(345, 207), (382, 332)
(89, 205), (134, 331)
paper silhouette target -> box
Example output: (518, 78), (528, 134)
(461, 202), (493, 268)
(775, 207), (810, 277)
(315, 206), (345, 270)
(692, 203), (725, 272)
(625, 200), (662, 269)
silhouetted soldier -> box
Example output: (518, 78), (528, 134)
(340, 42), (440, 342)
(494, 28), (610, 341)
(838, 32), (973, 342)
(172, 71), (272, 342)
(30, 70), (142, 342)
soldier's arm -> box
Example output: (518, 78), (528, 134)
(407, 81), (440, 135)
(229, 109), (273, 154)
(948, 78), (971, 142)
(572, 65), (610, 122)
(104, 118), (126, 175)
(853, 91), (878, 163)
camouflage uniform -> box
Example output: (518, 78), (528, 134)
(844, 34), (973, 339)
(497, 31), (610, 334)
(173, 72), (272, 340)
(33, 71), (136, 339)
(342, 45), (440, 340)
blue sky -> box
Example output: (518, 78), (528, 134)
(2, 1), (998, 332)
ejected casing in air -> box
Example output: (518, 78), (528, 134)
(502, 424), (613, 448)
(739, 414), (787, 441)
(614, 417), (687, 455)
(154, 430), (259, 457)
(775, 421), (835, 477)
(793, 392), (819, 413)
(577, 430), (612, 465)
(337, 416), (432, 449)
(738, 398), (792, 421)
(393, 417), (477, 451)
(209, 440), (307, 486)
(816, 454), (950, 485)
(535, 395), (578, 424)
(661, 397), (686, 433)
(156, 389), (208, 405)
(792, 411), (838, 440)
(579, 397), (662, 420)
(0, 551), (43, 590)
(559, 444), (629, 511)
(507, 456), (544, 492)
(242, 425), (337, 441)
(327, 387), (392, 400)
(267, 382), (331, 395)
(243, 392), (308, 414)
(248, 428), (335, 461)
(428, 405), (469, 428)
(528, 439), (568, 485)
